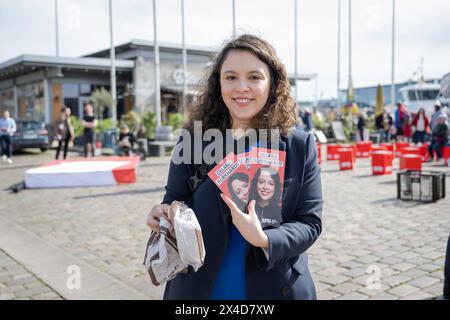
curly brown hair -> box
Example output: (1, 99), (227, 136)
(184, 34), (297, 136)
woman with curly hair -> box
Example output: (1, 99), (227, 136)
(147, 34), (323, 300)
(249, 166), (282, 226)
(227, 172), (250, 212)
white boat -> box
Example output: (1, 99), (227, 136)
(399, 82), (440, 115)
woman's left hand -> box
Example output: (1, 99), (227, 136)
(220, 193), (269, 249)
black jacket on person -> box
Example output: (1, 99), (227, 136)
(431, 123), (449, 143)
(118, 132), (137, 148)
(375, 113), (393, 130)
(160, 129), (323, 300)
(357, 116), (366, 130)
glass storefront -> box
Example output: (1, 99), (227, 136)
(18, 81), (45, 122)
(62, 82), (125, 119)
(0, 88), (15, 116)
(3, 81), (127, 123)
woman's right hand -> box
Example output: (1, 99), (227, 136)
(146, 204), (170, 232)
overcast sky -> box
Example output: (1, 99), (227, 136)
(1, 0), (450, 100)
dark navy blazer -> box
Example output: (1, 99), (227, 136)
(161, 128), (323, 300)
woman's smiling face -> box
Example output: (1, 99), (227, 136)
(220, 50), (271, 128)
(257, 170), (275, 202)
(231, 179), (249, 203)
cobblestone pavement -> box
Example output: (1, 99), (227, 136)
(0, 148), (449, 300)
(0, 249), (62, 300)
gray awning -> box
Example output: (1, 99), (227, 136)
(161, 85), (200, 96)
(0, 55), (134, 81)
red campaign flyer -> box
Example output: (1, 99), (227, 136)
(208, 147), (286, 229)
(247, 147), (286, 228)
(207, 152), (251, 211)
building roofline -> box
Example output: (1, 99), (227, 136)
(82, 39), (217, 58)
(0, 54), (134, 71)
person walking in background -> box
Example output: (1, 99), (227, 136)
(65, 107), (75, 149)
(431, 101), (447, 130)
(412, 108), (429, 145)
(301, 107), (314, 132)
(403, 115), (413, 143)
(0, 110), (17, 164)
(356, 111), (367, 142)
(394, 103), (409, 142)
(427, 114), (449, 162)
(82, 103), (97, 158)
(54, 107), (71, 160)
(375, 107), (393, 143)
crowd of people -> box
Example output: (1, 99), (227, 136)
(374, 101), (450, 162)
(296, 100), (450, 164)
(0, 101), (145, 163)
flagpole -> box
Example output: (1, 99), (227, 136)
(294, 0), (298, 106)
(153, 0), (162, 127)
(337, 0), (341, 109)
(108, 0), (117, 122)
(54, 0), (60, 56)
(181, 0), (187, 112)
(390, 0), (396, 110)
(348, 0), (353, 102)
(232, 0), (236, 37)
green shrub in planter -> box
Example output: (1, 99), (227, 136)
(120, 111), (142, 134)
(70, 116), (84, 138)
(168, 113), (185, 131)
(96, 118), (116, 134)
(142, 111), (157, 140)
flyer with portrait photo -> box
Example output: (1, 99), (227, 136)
(208, 147), (286, 228)
(247, 147), (286, 228)
(207, 152), (251, 212)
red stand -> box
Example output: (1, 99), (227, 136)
(372, 145), (388, 154)
(372, 150), (393, 175)
(327, 144), (340, 160)
(338, 148), (354, 171)
(401, 146), (422, 159)
(356, 141), (372, 158)
(443, 146), (450, 167)
(395, 142), (410, 157)
(399, 154), (422, 171)
(380, 143), (394, 154)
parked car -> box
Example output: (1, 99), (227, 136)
(12, 121), (50, 152)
